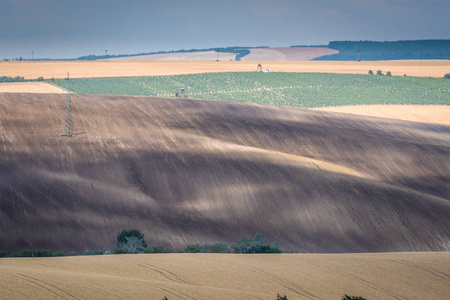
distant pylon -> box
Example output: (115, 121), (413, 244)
(257, 63), (262, 72)
(62, 73), (73, 137)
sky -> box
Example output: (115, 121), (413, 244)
(1, 0), (449, 59)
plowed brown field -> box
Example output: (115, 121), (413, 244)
(1, 60), (449, 79)
(0, 253), (449, 300)
(1, 93), (449, 254)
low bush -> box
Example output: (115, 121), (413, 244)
(144, 246), (168, 253)
(342, 295), (367, 300)
(444, 73), (450, 79)
(200, 242), (230, 253)
(0, 76), (25, 83)
(15, 249), (64, 257)
(83, 247), (111, 255)
(0, 250), (11, 258)
(231, 233), (281, 254)
(184, 244), (201, 253)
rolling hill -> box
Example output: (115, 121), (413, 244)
(0, 93), (449, 253)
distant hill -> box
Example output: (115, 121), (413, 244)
(1, 93), (449, 253)
(80, 46), (265, 61)
(314, 40), (450, 61)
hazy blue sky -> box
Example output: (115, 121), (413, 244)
(1, 0), (449, 59)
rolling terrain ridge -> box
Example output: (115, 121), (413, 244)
(0, 93), (449, 253)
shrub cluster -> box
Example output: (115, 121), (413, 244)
(231, 233), (281, 253)
(83, 247), (111, 255)
(368, 70), (391, 76)
(0, 250), (11, 258)
(342, 295), (367, 300)
(0, 76), (45, 82)
(183, 242), (230, 253)
(1, 231), (282, 257)
(0, 76), (25, 82)
(16, 249), (64, 257)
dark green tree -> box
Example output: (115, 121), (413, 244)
(116, 229), (147, 253)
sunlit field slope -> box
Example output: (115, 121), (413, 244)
(0, 82), (67, 93)
(1, 60), (449, 79)
(1, 93), (449, 253)
(315, 105), (450, 126)
(1, 252), (449, 300)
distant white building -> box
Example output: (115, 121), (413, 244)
(263, 69), (270, 73)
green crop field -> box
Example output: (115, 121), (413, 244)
(51, 72), (450, 108)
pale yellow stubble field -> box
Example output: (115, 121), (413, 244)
(315, 105), (450, 126)
(0, 82), (67, 93)
(0, 253), (449, 300)
(1, 60), (449, 79)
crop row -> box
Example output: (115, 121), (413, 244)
(51, 72), (450, 107)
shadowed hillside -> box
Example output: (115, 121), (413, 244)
(0, 93), (449, 253)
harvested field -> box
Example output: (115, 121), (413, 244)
(241, 47), (339, 61)
(106, 50), (236, 61)
(0, 252), (449, 299)
(1, 60), (449, 79)
(0, 82), (67, 94)
(315, 105), (450, 126)
(1, 93), (449, 254)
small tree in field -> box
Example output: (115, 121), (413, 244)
(444, 73), (450, 79)
(116, 229), (147, 254)
(368, 70), (374, 75)
(376, 70), (383, 76)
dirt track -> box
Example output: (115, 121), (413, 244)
(1, 60), (449, 79)
(0, 252), (449, 300)
(1, 93), (449, 253)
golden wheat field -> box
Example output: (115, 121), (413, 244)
(0, 252), (449, 300)
(1, 60), (449, 79)
(0, 82), (67, 93)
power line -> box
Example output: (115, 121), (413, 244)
(62, 73), (73, 137)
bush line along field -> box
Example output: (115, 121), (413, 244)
(52, 72), (450, 107)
